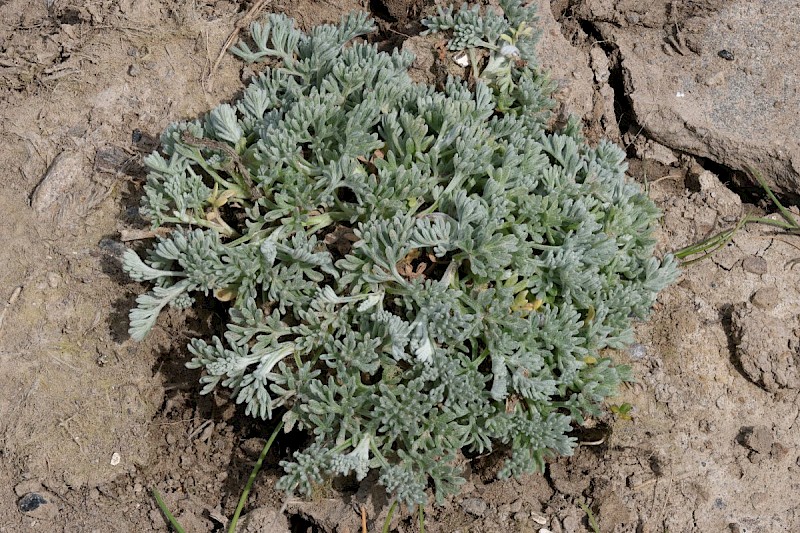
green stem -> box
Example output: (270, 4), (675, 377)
(746, 165), (800, 229)
(184, 150), (245, 197)
(152, 489), (186, 533)
(578, 501), (600, 533)
(382, 500), (398, 533)
(672, 167), (800, 266)
(419, 505), (426, 533)
(673, 210), (800, 265)
(228, 421), (284, 533)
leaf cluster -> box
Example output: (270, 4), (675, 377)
(124, 5), (677, 509)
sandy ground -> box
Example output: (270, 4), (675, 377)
(1, 1), (798, 532)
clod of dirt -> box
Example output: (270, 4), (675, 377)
(372, 0), (426, 24)
(240, 507), (290, 533)
(593, 490), (633, 530)
(750, 287), (780, 310)
(29, 152), (85, 215)
(548, 462), (591, 496)
(731, 303), (800, 392)
(460, 497), (488, 517)
(737, 425), (774, 455)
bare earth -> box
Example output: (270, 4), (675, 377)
(1, 1), (798, 532)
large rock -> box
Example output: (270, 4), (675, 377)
(580, 0), (800, 197)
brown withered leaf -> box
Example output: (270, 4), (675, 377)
(324, 224), (359, 256)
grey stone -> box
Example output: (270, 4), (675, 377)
(742, 256), (768, 274)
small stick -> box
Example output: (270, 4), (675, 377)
(119, 228), (172, 241)
(648, 174), (682, 186)
(58, 415), (85, 453)
(361, 505), (368, 533)
(188, 419), (213, 440)
(0, 286), (22, 331)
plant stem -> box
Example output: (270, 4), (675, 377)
(419, 505), (426, 533)
(228, 420), (284, 533)
(382, 500), (398, 533)
(152, 488), (186, 533)
(746, 165), (799, 228)
(673, 168), (800, 265)
(578, 501), (600, 533)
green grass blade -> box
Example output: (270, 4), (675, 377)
(228, 420), (284, 533)
(382, 500), (398, 533)
(152, 488), (187, 533)
(578, 501), (600, 533)
(746, 165), (800, 229)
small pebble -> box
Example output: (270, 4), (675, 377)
(628, 343), (647, 359)
(718, 49), (734, 61)
(18, 493), (47, 513)
(716, 395), (729, 409)
(110, 452), (121, 466)
(47, 272), (61, 288)
(742, 256), (767, 274)
(531, 512), (548, 525)
(127, 64), (139, 76)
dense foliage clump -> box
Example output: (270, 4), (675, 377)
(124, 1), (677, 507)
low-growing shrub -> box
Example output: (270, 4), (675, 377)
(124, 0), (677, 508)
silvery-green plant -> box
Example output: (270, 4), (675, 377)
(124, 0), (677, 509)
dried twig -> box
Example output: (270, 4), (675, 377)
(0, 286), (23, 331)
(361, 505), (368, 533)
(119, 227), (172, 241)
